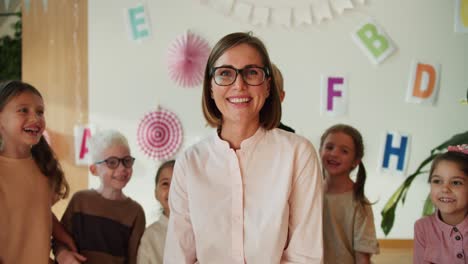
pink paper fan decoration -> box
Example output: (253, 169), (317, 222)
(137, 107), (183, 160)
(167, 31), (211, 88)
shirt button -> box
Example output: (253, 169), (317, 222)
(453, 227), (459, 232)
(455, 235), (461, 240)
(457, 253), (464, 259)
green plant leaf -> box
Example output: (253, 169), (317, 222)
(431, 131), (468, 155)
(422, 194), (435, 216)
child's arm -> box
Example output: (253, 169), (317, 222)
(52, 214), (77, 252)
(355, 252), (371, 264)
(55, 249), (87, 264)
(128, 205), (146, 264)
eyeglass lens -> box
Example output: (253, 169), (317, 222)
(213, 67), (266, 86)
(100, 156), (135, 169)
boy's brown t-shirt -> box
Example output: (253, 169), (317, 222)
(60, 189), (146, 264)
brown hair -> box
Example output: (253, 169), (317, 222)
(271, 63), (284, 94)
(155, 159), (176, 186)
(320, 124), (369, 206)
(429, 151), (468, 181)
(0, 80), (69, 199)
(201, 32), (281, 130)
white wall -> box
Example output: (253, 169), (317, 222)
(88, 0), (468, 239)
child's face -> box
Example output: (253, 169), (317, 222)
(91, 144), (133, 192)
(430, 160), (468, 223)
(320, 132), (359, 178)
(155, 166), (173, 215)
(0, 92), (45, 157)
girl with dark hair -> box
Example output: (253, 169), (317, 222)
(414, 145), (468, 263)
(0, 80), (84, 264)
(320, 124), (379, 263)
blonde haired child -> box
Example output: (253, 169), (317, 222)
(320, 124), (379, 264)
(414, 145), (468, 263)
(0, 80), (81, 264)
(55, 130), (146, 264)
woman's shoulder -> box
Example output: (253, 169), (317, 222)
(266, 128), (316, 153)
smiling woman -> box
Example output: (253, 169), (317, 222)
(164, 32), (324, 264)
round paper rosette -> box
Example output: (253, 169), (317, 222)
(137, 108), (183, 160)
(167, 31), (211, 88)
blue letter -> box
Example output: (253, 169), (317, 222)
(382, 133), (408, 171)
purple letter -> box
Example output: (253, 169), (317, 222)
(327, 77), (343, 111)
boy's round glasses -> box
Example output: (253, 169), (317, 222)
(210, 66), (269, 86)
(95, 156), (135, 169)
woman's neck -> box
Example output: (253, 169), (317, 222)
(220, 121), (260, 150)
(97, 186), (126, 200)
(325, 172), (354, 194)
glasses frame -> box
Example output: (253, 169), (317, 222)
(210, 65), (270, 86)
(95, 156), (136, 169)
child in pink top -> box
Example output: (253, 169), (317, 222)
(414, 144), (468, 264)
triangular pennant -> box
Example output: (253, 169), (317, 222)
(232, 1), (252, 23)
(211, 0), (234, 15)
(251, 6), (269, 26)
(311, 0), (332, 24)
(271, 7), (291, 27)
(42, 0), (47, 12)
(293, 5), (313, 26)
(330, 0), (354, 14)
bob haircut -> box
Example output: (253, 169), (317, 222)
(201, 32), (281, 130)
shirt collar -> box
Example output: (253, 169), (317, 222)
(435, 210), (468, 236)
(213, 126), (266, 151)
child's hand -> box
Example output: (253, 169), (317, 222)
(55, 249), (86, 264)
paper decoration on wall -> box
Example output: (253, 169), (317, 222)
(406, 61), (440, 105)
(167, 31), (211, 88)
(137, 107), (183, 160)
(320, 75), (348, 116)
(379, 131), (411, 176)
(351, 19), (396, 65)
(125, 3), (151, 41)
(455, 0), (468, 33)
(199, 0), (363, 27)
(74, 124), (95, 166)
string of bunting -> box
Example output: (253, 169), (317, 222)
(198, 0), (365, 27)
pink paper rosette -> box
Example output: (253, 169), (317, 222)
(137, 108), (183, 160)
(167, 31), (211, 88)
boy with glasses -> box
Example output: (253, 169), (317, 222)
(54, 130), (146, 264)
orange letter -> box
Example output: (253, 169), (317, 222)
(412, 63), (435, 98)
